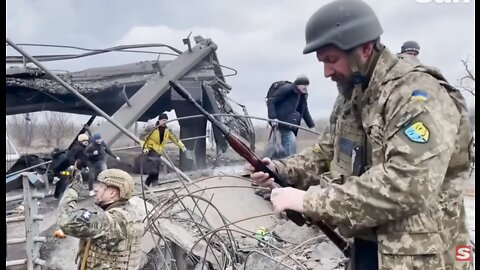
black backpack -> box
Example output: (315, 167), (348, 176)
(265, 80), (291, 104)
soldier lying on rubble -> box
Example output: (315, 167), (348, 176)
(247, 0), (474, 269)
(57, 168), (145, 269)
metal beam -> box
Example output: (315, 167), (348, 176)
(6, 38), (198, 184)
(6, 259), (27, 267)
(96, 38), (217, 146)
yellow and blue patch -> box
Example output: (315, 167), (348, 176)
(410, 90), (428, 102)
(404, 122), (430, 143)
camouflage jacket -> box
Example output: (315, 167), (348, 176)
(274, 48), (473, 268)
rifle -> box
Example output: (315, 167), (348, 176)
(169, 80), (351, 257)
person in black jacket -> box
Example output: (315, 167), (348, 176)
(51, 148), (71, 199)
(68, 133), (89, 171)
(53, 133), (91, 199)
(267, 75), (315, 156)
(84, 133), (120, 196)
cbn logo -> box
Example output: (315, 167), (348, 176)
(415, 0), (471, 3)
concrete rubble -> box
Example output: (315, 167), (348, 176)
(5, 155), (476, 270)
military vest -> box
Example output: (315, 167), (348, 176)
(327, 87), (378, 242)
(78, 203), (144, 270)
(330, 87), (370, 183)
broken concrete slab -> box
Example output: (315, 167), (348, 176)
(273, 219), (324, 245)
(243, 252), (291, 270)
(310, 241), (344, 261)
(173, 175), (277, 235)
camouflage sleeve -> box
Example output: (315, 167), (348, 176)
(273, 96), (342, 190)
(303, 74), (461, 230)
(273, 122), (334, 190)
(57, 188), (127, 241)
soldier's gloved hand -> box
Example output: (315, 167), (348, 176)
(244, 157), (276, 188)
(93, 150), (98, 155)
(181, 146), (187, 152)
(143, 148), (150, 154)
(69, 171), (83, 193)
(84, 167), (89, 173)
(116, 156), (121, 161)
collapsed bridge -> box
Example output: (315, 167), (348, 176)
(6, 36), (255, 172)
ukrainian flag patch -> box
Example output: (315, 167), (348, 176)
(410, 90), (428, 102)
(404, 122), (429, 143)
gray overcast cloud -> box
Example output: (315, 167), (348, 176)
(6, 0), (475, 124)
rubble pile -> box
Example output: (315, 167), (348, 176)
(142, 175), (348, 270)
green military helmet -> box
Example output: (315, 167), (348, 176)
(97, 169), (134, 200)
(303, 0), (383, 54)
(400, 40), (420, 55)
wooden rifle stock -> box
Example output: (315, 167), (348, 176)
(169, 80), (350, 257)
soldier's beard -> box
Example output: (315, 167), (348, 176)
(337, 83), (353, 97)
(334, 75), (354, 97)
(337, 59), (371, 98)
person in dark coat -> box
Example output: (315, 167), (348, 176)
(84, 133), (120, 196)
(267, 75), (315, 156)
(51, 148), (70, 199)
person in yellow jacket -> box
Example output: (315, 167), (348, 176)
(141, 113), (187, 187)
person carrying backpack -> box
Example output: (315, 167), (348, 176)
(266, 75), (315, 156)
(139, 113), (187, 187)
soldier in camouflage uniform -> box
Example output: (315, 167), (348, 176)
(247, 0), (474, 269)
(57, 168), (145, 270)
(398, 40), (421, 58)
(397, 41), (424, 69)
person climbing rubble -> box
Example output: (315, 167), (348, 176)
(139, 113), (189, 187)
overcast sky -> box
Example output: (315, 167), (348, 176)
(6, 0), (476, 126)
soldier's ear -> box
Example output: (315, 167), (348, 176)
(106, 187), (117, 198)
(112, 188), (121, 198)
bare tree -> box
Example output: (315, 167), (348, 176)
(38, 112), (74, 147)
(7, 113), (38, 147)
(458, 55), (475, 97)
